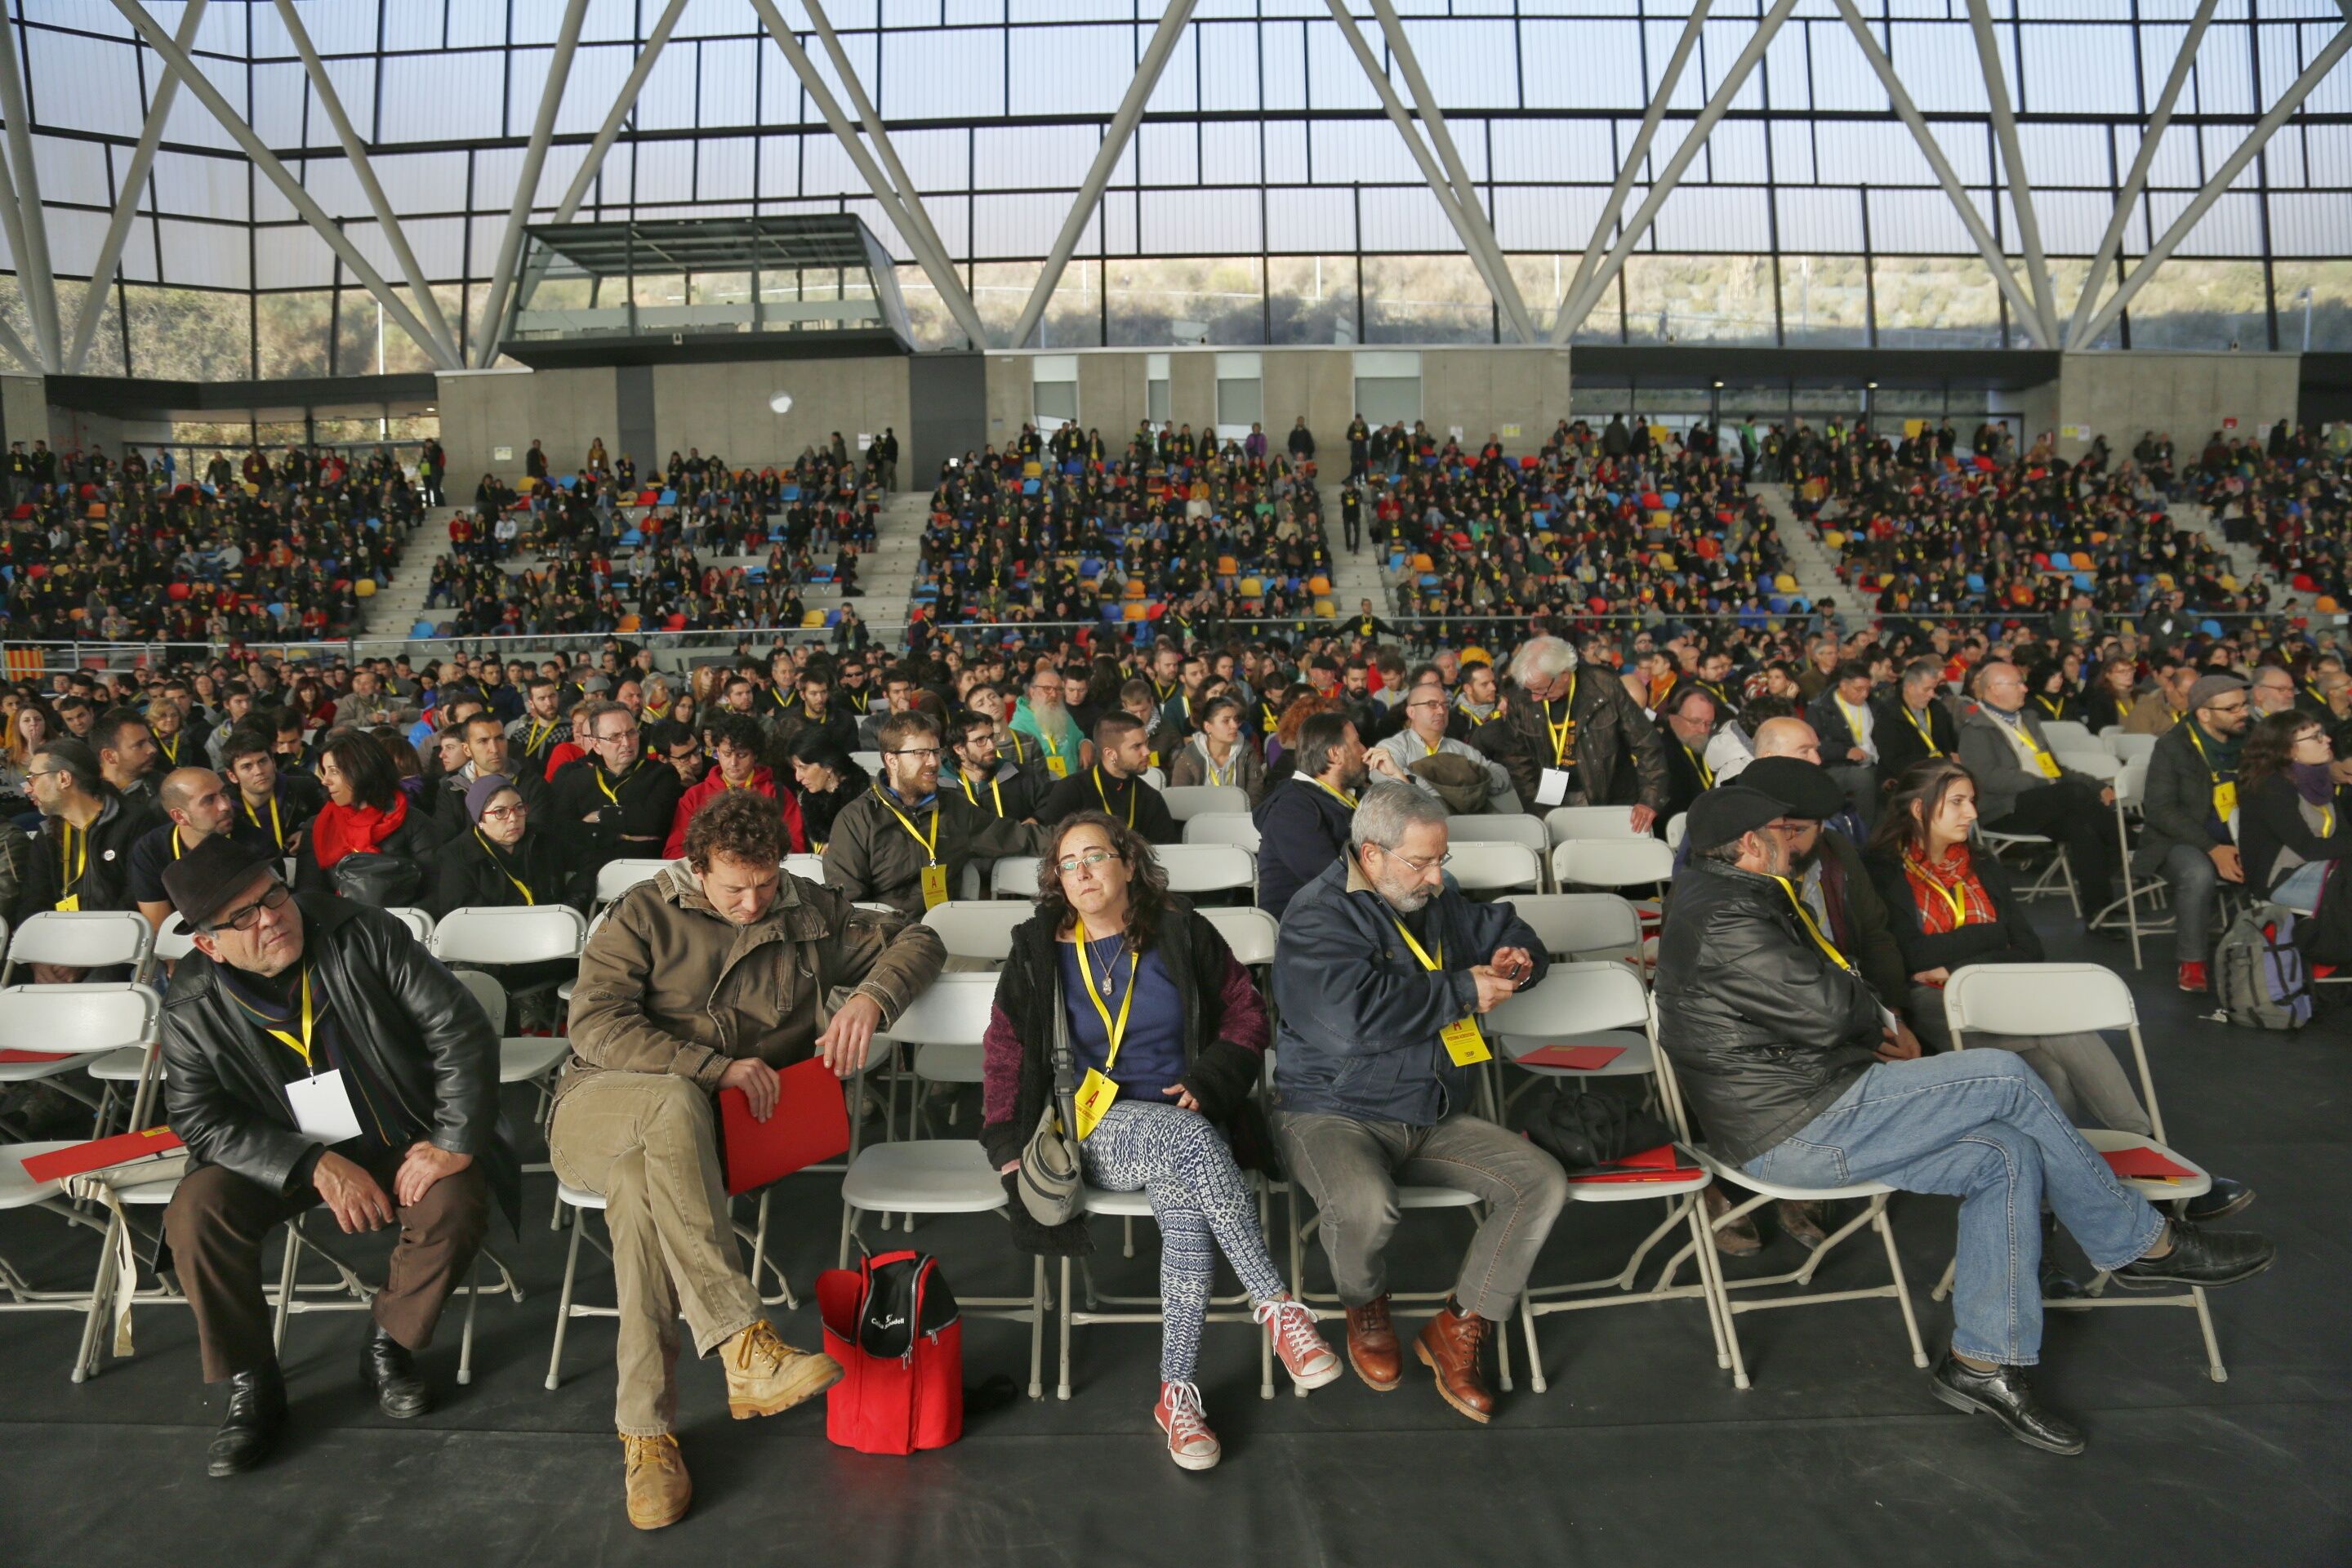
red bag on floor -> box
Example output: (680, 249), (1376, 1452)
(816, 1250), (963, 1454)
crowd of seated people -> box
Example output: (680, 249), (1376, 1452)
(1, 597), (2320, 1524)
(910, 420), (1334, 634)
(1382, 417), (1791, 638)
(0, 440), (422, 644)
(2193, 429), (2352, 615)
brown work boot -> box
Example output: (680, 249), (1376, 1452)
(1776, 1199), (1829, 1251)
(1704, 1183), (1763, 1255)
(1344, 1295), (1403, 1391)
(721, 1319), (843, 1420)
(1414, 1303), (1494, 1423)
(621, 1432), (690, 1530)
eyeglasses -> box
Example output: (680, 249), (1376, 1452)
(1379, 845), (1452, 874)
(480, 804), (527, 822)
(1055, 849), (1117, 876)
(596, 728), (639, 744)
(2204, 701), (2247, 715)
(206, 881), (291, 935)
(890, 746), (942, 760)
(2292, 730), (2332, 748)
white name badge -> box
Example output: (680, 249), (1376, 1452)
(1535, 768), (1573, 808)
(287, 1071), (363, 1145)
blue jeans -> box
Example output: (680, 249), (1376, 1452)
(2161, 843), (2224, 960)
(1744, 1051), (2163, 1366)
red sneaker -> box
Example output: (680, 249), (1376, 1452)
(1153, 1380), (1220, 1472)
(2178, 960), (2210, 994)
(1255, 1297), (1342, 1391)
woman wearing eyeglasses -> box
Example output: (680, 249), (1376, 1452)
(433, 773), (590, 920)
(2237, 710), (2348, 918)
(979, 812), (1339, 1472)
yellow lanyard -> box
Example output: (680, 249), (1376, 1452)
(1391, 915), (1443, 973)
(172, 828), (193, 861)
(1900, 703), (1942, 757)
(1905, 857), (1968, 929)
(1836, 694), (1870, 740)
(523, 717), (555, 754)
(245, 793), (284, 851)
(1684, 742), (1713, 788)
(474, 830), (535, 905)
(1772, 875), (1855, 973)
(1092, 768), (1137, 826)
(1307, 777), (1359, 811)
(595, 764), (631, 805)
(1545, 678), (1578, 764)
(2184, 723), (2225, 786)
(1072, 920), (1135, 1071)
(2184, 724), (2238, 820)
(1261, 702), (1280, 733)
(1995, 714), (2060, 777)
(158, 733), (181, 766)
(1037, 727), (1064, 767)
(959, 773), (1005, 817)
(874, 786), (942, 863)
(58, 820), (88, 896)
(261, 968), (318, 1069)
(1200, 746), (1236, 786)
(2036, 695), (2065, 720)
(2321, 804), (2338, 838)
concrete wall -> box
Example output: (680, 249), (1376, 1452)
(0, 373), (47, 450)
(434, 366), (616, 486)
(648, 355), (909, 473)
(2038, 350), (2299, 459)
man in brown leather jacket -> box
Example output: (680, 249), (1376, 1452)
(1472, 635), (1668, 830)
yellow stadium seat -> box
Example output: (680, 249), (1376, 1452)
(353, 578), (376, 598)
(2219, 573), (2238, 593)
(1238, 577), (1263, 598)
(802, 610), (826, 628)
(1655, 552), (1677, 571)
(1217, 555), (1238, 576)
(1648, 510), (1670, 528)
(1313, 599), (1336, 618)
(2317, 595), (2339, 613)
(618, 613), (640, 632)
(1124, 577), (1146, 600)
(1822, 530), (1846, 549)
(1460, 645), (1489, 666)
(1022, 461), (1043, 478)
(1774, 572), (1797, 592)
(1410, 553), (1434, 573)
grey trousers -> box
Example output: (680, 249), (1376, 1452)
(1272, 1109), (1567, 1319)
(1909, 986), (2154, 1137)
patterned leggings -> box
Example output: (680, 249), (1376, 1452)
(1079, 1098), (1288, 1382)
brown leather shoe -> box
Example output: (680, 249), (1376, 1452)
(621, 1432), (690, 1530)
(1343, 1296), (1402, 1392)
(1414, 1306), (1494, 1423)
(1775, 1199), (1828, 1251)
(1704, 1183), (1763, 1256)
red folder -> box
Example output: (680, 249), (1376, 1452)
(1520, 1044), (1628, 1071)
(1567, 1143), (1703, 1184)
(0, 1049), (70, 1063)
(717, 1057), (851, 1196)
(20, 1125), (185, 1184)
(2101, 1145), (2198, 1182)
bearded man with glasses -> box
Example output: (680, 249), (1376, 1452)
(155, 837), (515, 1479)
(820, 710), (1045, 917)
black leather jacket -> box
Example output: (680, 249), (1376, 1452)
(1654, 855), (1884, 1168)
(161, 893), (519, 1230)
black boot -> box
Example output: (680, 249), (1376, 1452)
(359, 1325), (434, 1419)
(207, 1360), (287, 1477)
(1931, 1352), (2085, 1456)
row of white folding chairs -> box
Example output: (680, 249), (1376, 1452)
(2039, 719), (2158, 765)
(990, 843), (1258, 900)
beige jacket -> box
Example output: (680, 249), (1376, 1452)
(560, 862), (945, 1101)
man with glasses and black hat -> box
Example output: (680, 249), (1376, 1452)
(155, 836), (516, 1478)
(1655, 783), (2274, 1458)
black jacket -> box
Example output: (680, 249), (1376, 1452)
(432, 824), (593, 919)
(1654, 855), (1884, 1168)
(1864, 843), (2044, 978)
(1472, 671), (1668, 813)
(11, 791), (159, 923)
(1660, 725), (1716, 824)
(2136, 719), (2233, 873)
(2239, 773), (2349, 894)
(161, 893), (519, 1229)
(1037, 766), (1178, 845)
(1253, 776), (1353, 918)
(1872, 694), (1960, 785)
(227, 775), (326, 862)
(546, 756), (685, 874)
(292, 795), (456, 894)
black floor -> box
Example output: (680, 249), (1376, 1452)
(2, 914), (2347, 1568)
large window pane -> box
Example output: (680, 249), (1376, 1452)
(256, 290), (333, 379)
(1267, 255), (1358, 345)
(54, 279), (125, 376)
(2273, 261), (2352, 351)
(2123, 260), (2269, 351)
(1623, 256), (1777, 345)
(1361, 255), (1490, 345)
(1872, 257), (2002, 349)
(1106, 257), (1265, 347)
(1779, 256), (1869, 348)
(123, 286), (252, 381)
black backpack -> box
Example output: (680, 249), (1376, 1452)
(1515, 1080), (1675, 1174)
(331, 851), (424, 910)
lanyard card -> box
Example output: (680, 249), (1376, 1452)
(286, 1070), (363, 1145)
(1072, 1067), (1120, 1138)
(1046, 755), (1069, 778)
(1535, 768), (1572, 807)
(1440, 1016), (1491, 1067)
(920, 862), (951, 909)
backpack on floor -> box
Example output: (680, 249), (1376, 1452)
(2214, 902), (2314, 1031)
(816, 1249), (963, 1455)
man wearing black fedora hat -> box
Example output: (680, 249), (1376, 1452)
(155, 836), (518, 1479)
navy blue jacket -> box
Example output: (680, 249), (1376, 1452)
(1270, 856), (1548, 1126)
(1253, 777), (1354, 918)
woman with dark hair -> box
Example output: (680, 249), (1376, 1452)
(1165, 695), (1266, 801)
(2236, 709), (2347, 907)
(2025, 660), (2073, 724)
(1862, 760), (2246, 1223)
(296, 727), (452, 896)
(2084, 655), (2139, 733)
(787, 733), (868, 851)
(979, 811), (1337, 1472)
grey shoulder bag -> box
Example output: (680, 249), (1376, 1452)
(1015, 978), (1084, 1226)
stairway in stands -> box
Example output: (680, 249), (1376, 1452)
(1750, 483), (1851, 612)
(1321, 479), (1392, 620)
(2167, 496), (2270, 593)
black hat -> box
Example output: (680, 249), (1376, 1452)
(160, 835), (278, 933)
(1736, 756), (1846, 822)
(1686, 786), (1787, 853)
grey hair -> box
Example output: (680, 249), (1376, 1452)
(1349, 779), (1447, 852)
(1900, 658), (1944, 689)
(1508, 636), (1578, 688)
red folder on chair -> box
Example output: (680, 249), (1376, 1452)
(2100, 1145), (2197, 1182)
(717, 1057), (852, 1196)
(20, 1125), (185, 1185)
(0, 1049), (70, 1063)
(1520, 1044), (1627, 1071)
(1566, 1143), (1702, 1184)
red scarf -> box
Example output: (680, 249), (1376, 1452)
(311, 791), (409, 870)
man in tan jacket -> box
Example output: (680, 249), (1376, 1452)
(2123, 662), (2196, 736)
(557, 790), (945, 1530)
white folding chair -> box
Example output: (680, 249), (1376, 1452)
(0, 987), (165, 1374)
(1500, 892), (1642, 964)
(1482, 964), (1724, 1388)
(1941, 963), (2230, 1380)
(1198, 905), (1280, 967)
(921, 899), (1030, 964)
(2104, 731), (2158, 764)
(850, 749), (884, 776)
(1446, 841), (1542, 896)
(592, 858), (671, 911)
(1446, 813), (1550, 885)
(782, 853), (827, 883)
(2087, 755), (2171, 969)
(0, 912), (156, 1131)
(1664, 813), (1688, 853)
(1162, 784), (1248, 822)
(1143, 765), (1165, 791)
(1650, 997), (1930, 1391)
(1544, 804), (1646, 846)
(429, 904), (589, 970)
(1973, 822), (2079, 915)
(383, 907), (435, 944)
(1153, 843), (1256, 898)
(2055, 748), (2121, 782)
(836, 973), (1047, 1397)
(1182, 812), (1261, 852)
(1551, 837), (1674, 913)
(2040, 719), (2096, 754)
(991, 855), (1042, 898)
